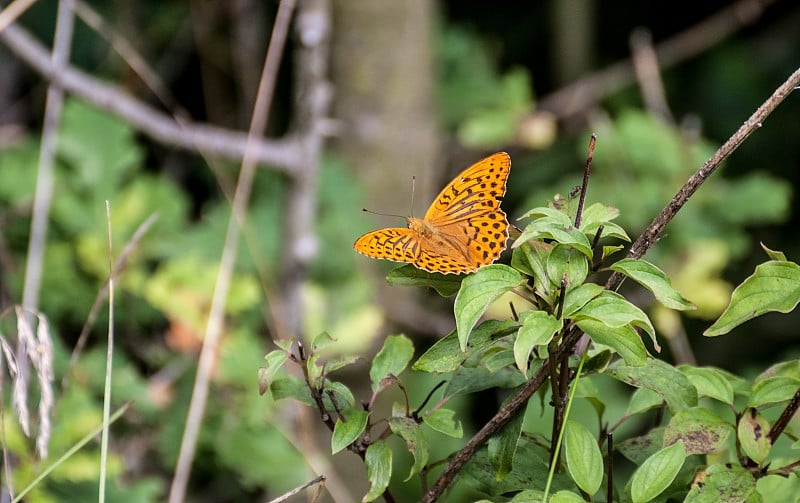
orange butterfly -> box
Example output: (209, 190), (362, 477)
(354, 152), (510, 274)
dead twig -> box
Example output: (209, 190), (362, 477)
(0, 21), (302, 171)
(168, 1), (298, 501)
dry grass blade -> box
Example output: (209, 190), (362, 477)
(168, 1), (298, 501)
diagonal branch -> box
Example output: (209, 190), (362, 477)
(168, 1), (298, 501)
(0, 21), (302, 172)
(605, 64), (800, 291)
(421, 64), (800, 503)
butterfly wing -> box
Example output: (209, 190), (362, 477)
(422, 152), (510, 268)
(353, 226), (476, 273)
(424, 152), (510, 225)
(353, 228), (421, 265)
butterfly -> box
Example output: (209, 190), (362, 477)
(354, 152), (510, 274)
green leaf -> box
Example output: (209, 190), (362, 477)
(331, 408), (370, 454)
(386, 265), (463, 297)
(685, 463), (756, 503)
(311, 331), (337, 351)
(324, 355), (362, 375)
(579, 203), (631, 242)
(631, 440), (686, 503)
(609, 258), (695, 311)
(549, 491), (587, 503)
(307, 353), (324, 387)
(564, 420), (603, 495)
(737, 408), (771, 464)
(664, 407), (733, 454)
(455, 265), (524, 351)
(444, 366), (526, 398)
(705, 261), (800, 336)
(760, 242), (787, 261)
(577, 319), (647, 367)
(747, 376), (800, 408)
(617, 428), (665, 465)
(562, 283), (604, 318)
(511, 240), (553, 298)
(258, 350), (288, 395)
(547, 244), (589, 289)
(605, 359), (698, 413)
(601, 245), (626, 261)
(271, 377), (314, 406)
(626, 388), (664, 416)
(413, 319), (519, 373)
(518, 206), (573, 225)
(461, 437), (556, 496)
(514, 311), (562, 375)
(370, 335), (414, 391)
(389, 417), (428, 480)
(422, 408), (463, 438)
(363, 441), (392, 502)
(515, 222), (593, 259)
(574, 290), (659, 352)
(488, 397), (525, 480)
(578, 202), (619, 226)
(324, 380), (356, 408)
(680, 366), (735, 405)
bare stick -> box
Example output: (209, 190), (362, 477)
(422, 65), (800, 503)
(65, 213), (159, 386)
(0, 0), (37, 32)
(0, 22), (301, 171)
(168, 1), (298, 501)
(266, 475), (326, 503)
(18, 0), (75, 438)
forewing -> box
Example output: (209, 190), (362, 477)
(424, 152), (510, 226)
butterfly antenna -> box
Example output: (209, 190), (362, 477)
(410, 175), (416, 217)
(362, 208), (406, 222)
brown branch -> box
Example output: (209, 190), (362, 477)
(605, 65), (800, 291)
(533, 0), (780, 120)
(421, 65), (800, 503)
(18, 0), (75, 457)
(0, 21), (303, 172)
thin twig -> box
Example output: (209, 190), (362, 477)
(18, 0), (75, 446)
(168, 1), (297, 501)
(421, 65), (800, 503)
(266, 475), (326, 503)
(71, 0), (187, 116)
(65, 213), (158, 387)
(0, 0), (38, 32)
(0, 21), (302, 171)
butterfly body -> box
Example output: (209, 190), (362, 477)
(354, 152), (511, 275)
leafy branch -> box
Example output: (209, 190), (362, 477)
(420, 64), (800, 503)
